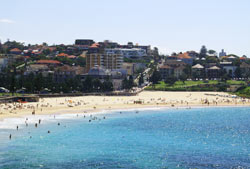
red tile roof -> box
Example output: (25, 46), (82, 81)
(57, 53), (69, 57)
(10, 48), (22, 52)
(177, 52), (191, 59)
(67, 55), (77, 59)
(90, 43), (99, 48)
(36, 60), (61, 64)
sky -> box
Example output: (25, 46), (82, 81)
(0, 0), (250, 56)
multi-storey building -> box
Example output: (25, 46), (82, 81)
(105, 48), (146, 59)
(75, 39), (95, 46)
(86, 52), (123, 72)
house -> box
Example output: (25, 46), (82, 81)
(174, 65), (186, 78)
(10, 48), (22, 55)
(192, 64), (205, 79)
(221, 55), (238, 62)
(187, 51), (199, 59)
(122, 63), (135, 76)
(81, 66), (125, 90)
(24, 64), (50, 76)
(159, 65), (173, 80)
(220, 62), (237, 78)
(164, 60), (186, 68)
(88, 43), (100, 53)
(54, 65), (83, 83)
(239, 56), (247, 62)
(67, 55), (77, 59)
(175, 52), (194, 65)
(159, 60), (187, 79)
(57, 53), (69, 57)
(206, 66), (221, 79)
(36, 60), (62, 67)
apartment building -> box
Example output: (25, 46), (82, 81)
(86, 53), (123, 72)
(105, 48), (146, 59)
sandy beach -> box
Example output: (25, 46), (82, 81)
(0, 91), (249, 122)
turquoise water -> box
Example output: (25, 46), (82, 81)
(0, 107), (250, 169)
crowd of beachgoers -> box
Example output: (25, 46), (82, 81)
(1, 91), (249, 140)
(1, 91), (249, 120)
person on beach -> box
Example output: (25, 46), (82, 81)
(39, 119), (41, 124)
(16, 126), (18, 130)
(9, 134), (12, 140)
(35, 123), (38, 128)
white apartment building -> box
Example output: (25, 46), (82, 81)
(105, 48), (147, 59)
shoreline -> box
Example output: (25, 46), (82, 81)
(0, 103), (249, 131)
(0, 91), (250, 130)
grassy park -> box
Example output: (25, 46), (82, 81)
(146, 80), (247, 92)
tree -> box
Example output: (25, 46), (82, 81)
(122, 76), (134, 90)
(42, 49), (51, 55)
(82, 76), (93, 92)
(149, 70), (161, 85)
(34, 73), (44, 92)
(102, 78), (113, 92)
(128, 75), (135, 89)
(208, 50), (216, 54)
(24, 73), (35, 93)
(183, 65), (192, 78)
(235, 67), (242, 79)
(92, 78), (102, 92)
(180, 73), (188, 84)
(220, 69), (229, 82)
(138, 73), (144, 86)
(76, 57), (86, 67)
(200, 45), (207, 58)
(165, 75), (177, 86)
(10, 68), (17, 95)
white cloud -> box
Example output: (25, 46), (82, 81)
(0, 19), (14, 24)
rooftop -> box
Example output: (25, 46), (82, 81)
(36, 60), (61, 64)
(192, 64), (204, 69)
(10, 48), (22, 52)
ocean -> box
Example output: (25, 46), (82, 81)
(0, 107), (250, 169)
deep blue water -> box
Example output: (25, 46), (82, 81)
(0, 107), (250, 169)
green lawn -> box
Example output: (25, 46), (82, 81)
(146, 80), (246, 91)
(0, 93), (25, 97)
(235, 86), (250, 98)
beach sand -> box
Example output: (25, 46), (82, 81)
(0, 91), (249, 121)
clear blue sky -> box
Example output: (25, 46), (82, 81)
(0, 0), (250, 56)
